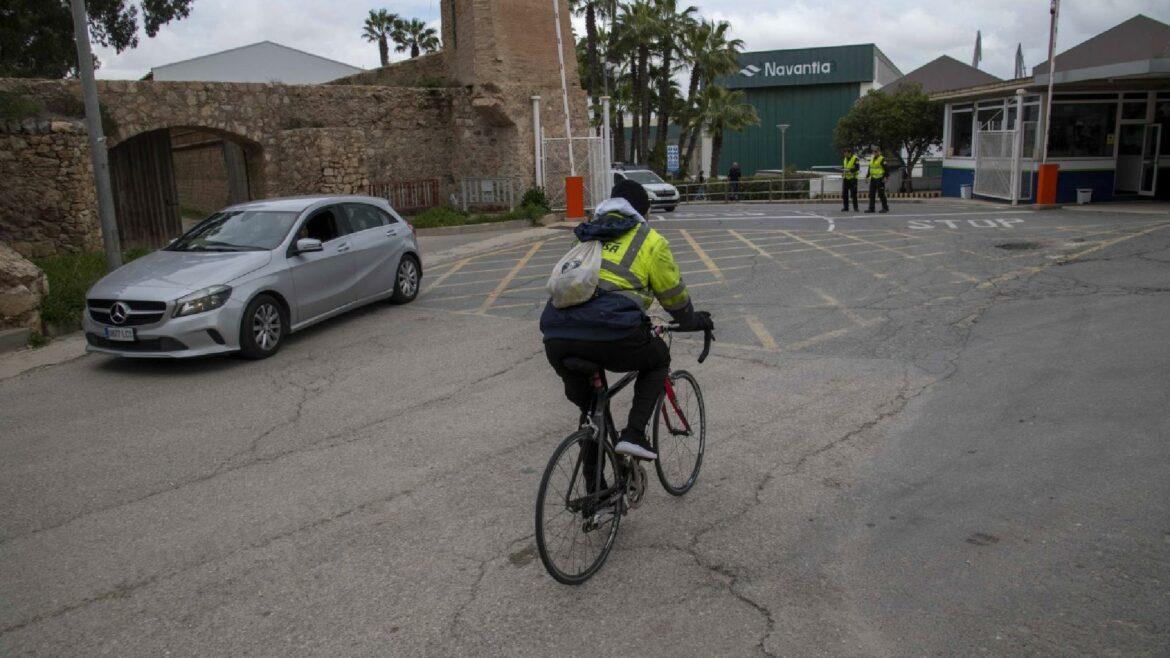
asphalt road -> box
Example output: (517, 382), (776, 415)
(2, 201), (1168, 656)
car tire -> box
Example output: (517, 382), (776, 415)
(238, 293), (287, 359)
(664, 205), (677, 212)
(390, 254), (420, 304)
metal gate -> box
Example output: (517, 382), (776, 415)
(541, 134), (609, 211)
(974, 121), (1037, 202)
(974, 130), (1015, 200)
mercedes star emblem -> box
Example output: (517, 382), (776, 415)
(109, 302), (130, 325)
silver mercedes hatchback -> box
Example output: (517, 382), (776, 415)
(83, 195), (421, 359)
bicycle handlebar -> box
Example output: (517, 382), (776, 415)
(663, 323), (715, 364)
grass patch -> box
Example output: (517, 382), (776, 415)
(33, 249), (150, 331)
(409, 203), (546, 229)
(0, 91), (40, 121)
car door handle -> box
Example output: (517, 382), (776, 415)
(386, 229), (399, 236)
(336, 242), (351, 252)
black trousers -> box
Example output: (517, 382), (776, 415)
(544, 324), (670, 438)
(842, 178), (859, 210)
(868, 178), (888, 211)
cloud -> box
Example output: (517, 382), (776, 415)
(92, 0), (1170, 81)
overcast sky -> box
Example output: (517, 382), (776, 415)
(93, 0), (1170, 81)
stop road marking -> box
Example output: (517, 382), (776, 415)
(908, 218), (1024, 229)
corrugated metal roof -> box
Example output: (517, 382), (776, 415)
(889, 56), (1001, 94)
(1033, 15), (1170, 74)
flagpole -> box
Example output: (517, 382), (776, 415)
(1041, 0), (1060, 164)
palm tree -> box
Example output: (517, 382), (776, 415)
(570, 0), (612, 113)
(678, 19), (742, 172)
(702, 86), (759, 178)
(615, 1), (659, 164)
(362, 9), (400, 67)
(652, 0), (697, 163)
(394, 18), (440, 58)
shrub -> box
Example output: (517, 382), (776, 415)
(520, 186), (550, 212)
(34, 249), (150, 331)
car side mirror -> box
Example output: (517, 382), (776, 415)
(295, 238), (323, 254)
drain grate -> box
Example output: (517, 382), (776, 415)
(995, 241), (1042, 251)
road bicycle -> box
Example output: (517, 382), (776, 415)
(535, 323), (713, 585)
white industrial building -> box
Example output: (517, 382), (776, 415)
(149, 41), (363, 84)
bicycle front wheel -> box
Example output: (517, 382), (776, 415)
(535, 429), (622, 585)
(652, 370), (706, 496)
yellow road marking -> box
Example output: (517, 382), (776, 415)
(834, 232), (918, 259)
(422, 257), (471, 294)
(477, 240), (545, 314)
(784, 327), (852, 351)
(811, 288), (879, 328)
(679, 229), (725, 283)
(978, 223), (1170, 290)
(780, 230), (902, 287)
(727, 229), (794, 271)
(743, 315), (778, 350)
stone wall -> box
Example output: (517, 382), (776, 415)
(329, 53), (450, 88)
(0, 119), (100, 257)
(0, 242), (48, 330)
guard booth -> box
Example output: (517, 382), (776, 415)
(935, 15), (1170, 204)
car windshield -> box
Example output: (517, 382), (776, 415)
(168, 210), (299, 252)
(624, 170), (665, 185)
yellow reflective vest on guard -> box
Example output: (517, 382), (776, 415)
(869, 154), (886, 179)
(843, 154), (859, 180)
(597, 223), (690, 313)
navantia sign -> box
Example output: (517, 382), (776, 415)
(723, 45), (875, 89)
(740, 61), (834, 78)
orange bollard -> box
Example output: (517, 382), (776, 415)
(565, 176), (585, 221)
(1036, 163), (1059, 205)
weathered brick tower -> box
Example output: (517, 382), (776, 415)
(439, 0), (589, 190)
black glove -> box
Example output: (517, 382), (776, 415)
(684, 310), (714, 333)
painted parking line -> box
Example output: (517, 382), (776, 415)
(477, 240), (546, 314)
(679, 229), (725, 283)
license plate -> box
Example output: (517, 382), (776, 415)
(105, 327), (136, 342)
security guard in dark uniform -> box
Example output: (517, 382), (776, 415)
(865, 146), (889, 213)
(841, 148), (860, 212)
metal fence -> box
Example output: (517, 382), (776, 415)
(368, 178), (440, 213)
(541, 135), (609, 211)
(974, 130), (1016, 200)
(457, 177), (520, 211)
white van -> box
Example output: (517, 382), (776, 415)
(611, 168), (680, 213)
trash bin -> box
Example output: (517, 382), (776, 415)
(1076, 188), (1093, 205)
(960, 184), (972, 200)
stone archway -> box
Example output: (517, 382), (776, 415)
(109, 126), (264, 248)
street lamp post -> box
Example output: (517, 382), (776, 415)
(777, 124), (790, 197)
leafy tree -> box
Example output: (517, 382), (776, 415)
(0, 0), (194, 78)
(362, 9), (399, 67)
(834, 82), (943, 190)
(393, 18), (439, 59)
(651, 0), (696, 163)
(702, 86), (759, 177)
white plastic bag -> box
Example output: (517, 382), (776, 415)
(547, 240), (602, 308)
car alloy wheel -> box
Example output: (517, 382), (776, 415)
(252, 301), (282, 351)
(391, 256), (420, 304)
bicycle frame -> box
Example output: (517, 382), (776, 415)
(573, 366), (693, 514)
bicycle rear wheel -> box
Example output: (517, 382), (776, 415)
(535, 429), (622, 585)
(652, 370), (706, 496)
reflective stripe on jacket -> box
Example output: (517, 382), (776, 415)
(843, 154), (859, 180)
(596, 223), (690, 313)
(869, 154), (886, 179)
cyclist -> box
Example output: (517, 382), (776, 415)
(540, 179), (714, 460)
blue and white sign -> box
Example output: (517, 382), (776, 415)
(666, 145), (680, 174)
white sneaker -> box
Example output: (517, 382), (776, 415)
(615, 440), (657, 461)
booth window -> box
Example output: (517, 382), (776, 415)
(1047, 103), (1118, 157)
(949, 107), (974, 157)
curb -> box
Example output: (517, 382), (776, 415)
(414, 218), (533, 236)
(0, 333), (88, 381)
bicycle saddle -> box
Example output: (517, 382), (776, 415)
(562, 357), (602, 374)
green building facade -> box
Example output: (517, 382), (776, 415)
(716, 44), (902, 177)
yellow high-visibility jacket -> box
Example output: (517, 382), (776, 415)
(541, 200), (693, 341)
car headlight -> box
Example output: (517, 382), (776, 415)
(173, 285), (232, 317)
